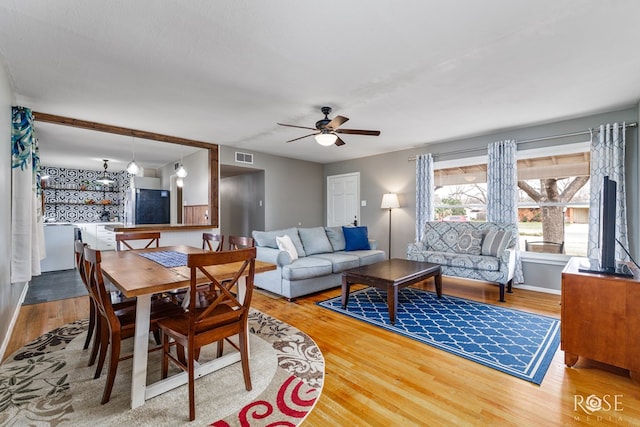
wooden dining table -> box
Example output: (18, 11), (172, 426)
(99, 245), (276, 409)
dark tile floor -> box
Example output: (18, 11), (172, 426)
(23, 269), (88, 305)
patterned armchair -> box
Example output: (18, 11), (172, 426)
(407, 221), (517, 302)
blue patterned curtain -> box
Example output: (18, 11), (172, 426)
(587, 123), (628, 261)
(11, 106), (45, 283)
(415, 153), (434, 241)
(487, 140), (523, 283)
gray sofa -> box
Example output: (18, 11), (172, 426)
(252, 226), (385, 300)
(406, 221), (517, 302)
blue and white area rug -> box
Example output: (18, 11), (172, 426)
(318, 287), (559, 385)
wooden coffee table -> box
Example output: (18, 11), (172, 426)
(341, 258), (442, 324)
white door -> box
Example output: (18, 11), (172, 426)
(327, 172), (360, 227)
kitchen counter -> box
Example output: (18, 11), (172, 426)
(104, 224), (215, 232)
(105, 224), (219, 248)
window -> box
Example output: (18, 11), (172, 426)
(434, 143), (590, 256)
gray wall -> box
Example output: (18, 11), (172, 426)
(324, 106), (640, 291)
(219, 146), (324, 231)
(0, 58), (26, 358)
(220, 171), (265, 237)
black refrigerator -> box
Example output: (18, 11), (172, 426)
(124, 188), (170, 225)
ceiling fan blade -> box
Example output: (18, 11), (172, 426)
(326, 115), (349, 130)
(334, 136), (346, 146)
(286, 132), (318, 143)
(277, 123), (317, 131)
(335, 128), (381, 136)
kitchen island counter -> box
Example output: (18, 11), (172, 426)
(105, 224), (218, 249)
(104, 224), (215, 233)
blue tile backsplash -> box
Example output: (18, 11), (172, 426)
(42, 166), (132, 223)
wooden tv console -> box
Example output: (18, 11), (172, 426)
(561, 257), (640, 379)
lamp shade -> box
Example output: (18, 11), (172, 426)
(381, 193), (400, 209)
(315, 132), (337, 146)
(95, 159), (115, 185)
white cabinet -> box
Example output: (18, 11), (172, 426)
(75, 222), (122, 251)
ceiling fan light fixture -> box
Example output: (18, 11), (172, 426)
(315, 132), (337, 146)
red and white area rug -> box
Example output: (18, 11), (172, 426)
(0, 309), (324, 426)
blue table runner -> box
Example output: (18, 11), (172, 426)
(138, 250), (188, 268)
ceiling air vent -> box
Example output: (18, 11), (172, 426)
(235, 152), (254, 164)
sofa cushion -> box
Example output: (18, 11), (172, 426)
(276, 235), (298, 261)
(482, 230), (512, 257)
(310, 253), (360, 273)
(324, 226), (346, 251)
(282, 257), (333, 281)
(457, 228), (484, 255)
(298, 227), (334, 255)
(414, 250), (501, 272)
(337, 249), (386, 266)
(253, 228), (306, 257)
(253, 229), (279, 248)
(343, 226), (371, 251)
(422, 222), (460, 253)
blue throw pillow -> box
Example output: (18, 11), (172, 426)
(342, 226), (371, 251)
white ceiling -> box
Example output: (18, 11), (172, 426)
(1, 0), (640, 167)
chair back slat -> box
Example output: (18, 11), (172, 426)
(186, 247), (256, 324)
(84, 247), (120, 324)
(74, 240), (88, 286)
(202, 233), (224, 252)
(116, 231), (161, 251)
(227, 235), (255, 250)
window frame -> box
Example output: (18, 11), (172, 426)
(433, 141), (591, 259)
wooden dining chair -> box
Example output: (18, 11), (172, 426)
(157, 247), (257, 421)
(115, 231), (161, 251)
(227, 235), (255, 250)
(202, 232), (224, 252)
(74, 240), (95, 352)
(75, 240), (138, 367)
(83, 246), (183, 404)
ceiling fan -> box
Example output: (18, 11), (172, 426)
(277, 106), (381, 146)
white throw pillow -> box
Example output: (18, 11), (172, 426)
(276, 234), (298, 261)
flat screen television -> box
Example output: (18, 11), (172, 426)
(579, 176), (633, 277)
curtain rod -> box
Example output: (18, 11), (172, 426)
(408, 122), (638, 161)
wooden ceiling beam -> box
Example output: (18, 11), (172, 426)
(32, 111), (215, 150)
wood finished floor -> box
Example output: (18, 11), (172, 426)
(4, 277), (639, 426)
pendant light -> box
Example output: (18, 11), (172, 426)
(126, 136), (140, 175)
(176, 164), (188, 178)
(95, 159), (115, 185)
(176, 149), (188, 178)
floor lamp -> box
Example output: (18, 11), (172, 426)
(381, 193), (400, 259)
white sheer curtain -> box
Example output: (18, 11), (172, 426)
(11, 106), (44, 283)
(415, 153), (434, 241)
(487, 140), (523, 283)
(587, 123), (629, 261)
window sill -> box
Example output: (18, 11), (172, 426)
(520, 251), (572, 266)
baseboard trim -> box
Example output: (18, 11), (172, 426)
(513, 284), (561, 295)
(0, 282), (29, 362)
